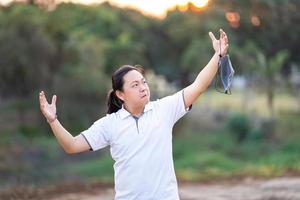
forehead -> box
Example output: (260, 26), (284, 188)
(123, 70), (144, 84)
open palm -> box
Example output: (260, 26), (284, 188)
(39, 91), (57, 122)
(209, 29), (229, 56)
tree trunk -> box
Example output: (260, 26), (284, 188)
(267, 77), (275, 116)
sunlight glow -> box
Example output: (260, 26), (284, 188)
(108, 0), (210, 18)
(226, 11), (240, 28)
(190, 0), (209, 8)
(0, 0), (210, 18)
(251, 15), (261, 26)
(176, 0), (210, 14)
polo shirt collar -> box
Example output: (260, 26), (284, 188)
(119, 102), (154, 120)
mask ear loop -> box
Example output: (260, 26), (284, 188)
(219, 35), (222, 57)
(215, 38), (223, 93)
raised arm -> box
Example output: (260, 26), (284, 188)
(183, 29), (229, 108)
(39, 91), (90, 154)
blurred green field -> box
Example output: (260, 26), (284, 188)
(53, 92), (300, 182)
(1, 91), (300, 188)
(68, 114), (300, 183)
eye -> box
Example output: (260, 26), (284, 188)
(143, 80), (148, 84)
(132, 83), (138, 88)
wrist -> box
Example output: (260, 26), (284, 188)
(47, 115), (57, 124)
(214, 52), (222, 58)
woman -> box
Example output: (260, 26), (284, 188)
(39, 29), (229, 200)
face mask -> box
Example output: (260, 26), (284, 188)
(217, 54), (235, 94)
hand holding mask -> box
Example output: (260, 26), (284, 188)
(209, 29), (234, 94)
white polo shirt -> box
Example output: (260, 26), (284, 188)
(81, 90), (190, 200)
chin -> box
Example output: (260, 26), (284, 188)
(139, 98), (149, 107)
(141, 98), (149, 105)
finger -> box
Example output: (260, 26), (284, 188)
(222, 29), (227, 36)
(220, 28), (225, 35)
(51, 95), (57, 106)
(221, 36), (228, 45)
(39, 96), (46, 112)
(224, 44), (229, 52)
(224, 35), (228, 42)
(209, 32), (217, 42)
(39, 91), (45, 105)
(223, 32), (228, 42)
(219, 29), (223, 39)
(219, 32), (227, 45)
(39, 91), (49, 105)
(221, 29), (228, 43)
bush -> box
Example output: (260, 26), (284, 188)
(18, 124), (41, 138)
(259, 118), (276, 139)
(248, 127), (263, 141)
(226, 113), (251, 143)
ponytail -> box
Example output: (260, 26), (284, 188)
(107, 89), (123, 114)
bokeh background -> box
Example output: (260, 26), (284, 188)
(1, 0), (300, 197)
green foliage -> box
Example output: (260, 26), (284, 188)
(226, 113), (251, 142)
(0, 0), (300, 186)
(18, 124), (40, 138)
(67, 150), (114, 182)
(225, 113), (274, 143)
(247, 127), (263, 141)
(181, 38), (212, 78)
(1, 111), (300, 185)
(257, 49), (289, 76)
(0, 5), (54, 97)
(173, 112), (300, 181)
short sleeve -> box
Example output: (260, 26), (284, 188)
(157, 89), (192, 125)
(81, 117), (111, 151)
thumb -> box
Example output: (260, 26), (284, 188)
(51, 95), (57, 105)
(209, 31), (217, 42)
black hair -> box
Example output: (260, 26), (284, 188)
(107, 65), (144, 114)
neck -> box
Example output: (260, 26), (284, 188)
(124, 103), (145, 117)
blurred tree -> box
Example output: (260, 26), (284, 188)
(159, 4), (231, 87)
(232, 40), (289, 115)
(102, 5), (151, 74)
(180, 38), (212, 84)
(164, 11), (207, 86)
(0, 5), (54, 124)
(256, 49), (289, 116)
(160, 11), (208, 86)
(214, 0), (299, 116)
(0, 0), (299, 132)
(53, 30), (110, 129)
(218, 0), (300, 74)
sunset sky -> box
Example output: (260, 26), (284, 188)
(0, 0), (210, 18)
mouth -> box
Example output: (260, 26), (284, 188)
(141, 94), (148, 99)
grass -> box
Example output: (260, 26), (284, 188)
(66, 150), (114, 182)
(65, 110), (300, 183)
(172, 111), (300, 181)
(1, 90), (300, 186)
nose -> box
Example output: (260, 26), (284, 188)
(139, 83), (147, 92)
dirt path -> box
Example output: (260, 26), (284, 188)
(49, 177), (300, 200)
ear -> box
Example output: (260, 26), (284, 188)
(115, 90), (125, 101)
